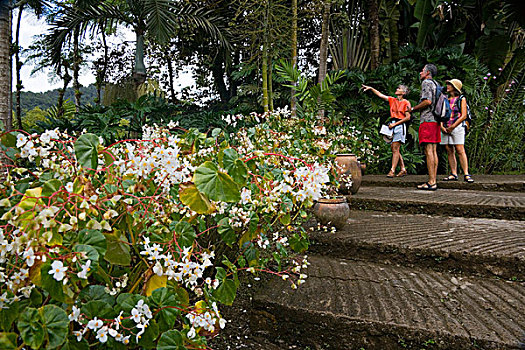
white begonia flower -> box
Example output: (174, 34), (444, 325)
(69, 305), (81, 322)
(87, 317), (103, 330)
(73, 330), (83, 342)
(187, 327), (196, 339)
(23, 247), (36, 267)
(65, 182), (73, 192)
(130, 307), (141, 323)
(77, 260), (91, 279)
(240, 188), (251, 204)
(96, 327), (108, 343)
(16, 134), (28, 148)
(49, 260), (67, 281)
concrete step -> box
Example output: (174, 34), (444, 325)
(349, 186), (525, 221)
(309, 211), (525, 280)
(252, 256), (525, 350)
(361, 175), (525, 192)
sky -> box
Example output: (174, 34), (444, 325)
(17, 11), (194, 94)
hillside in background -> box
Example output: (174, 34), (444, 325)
(17, 84), (99, 115)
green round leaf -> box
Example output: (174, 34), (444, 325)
(213, 279), (237, 306)
(218, 218), (237, 247)
(172, 221), (196, 248)
(77, 229), (107, 258)
(74, 133), (99, 169)
(219, 148), (239, 171)
(81, 300), (115, 319)
(18, 308), (44, 349)
(179, 184), (215, 214)
(42, 179), (62, 198)
(228, 159), (248, 185)
(103, 233), (131, 266)
(148, 288), (180, 332)
(39, 304), (69, 349)
(78, 285), (116, 306)
(157, 330), (184, 350)
(194, 161), (240, 202)
(0, 332), (18, 350)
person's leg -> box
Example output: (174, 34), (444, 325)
(454, 144), (468, 175)
(446, 145), (458, 176)
(391, 142), (401, 172)
(429, 143), (438, 185)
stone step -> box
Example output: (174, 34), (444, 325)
(251, 256), (525, 350)
(308, 211), (525, 280)
(361, 175), (525, 192)
(349, 186), (525, 221)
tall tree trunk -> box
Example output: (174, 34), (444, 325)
(14, 4), (23, 130)
(268, 55), (273, 111)
(318, 0), (331, 118)
(73, 26), (82, 111)
(95, 27), (108, 105)
(0, 4), (12, 131)
(366, 0), (380, 69)
(291, 0), (297, 117)
(212, 53), (230, 103)
(261, 0), (269, 112)
(165, 47), (176, 103)
(57, 65), (71, 119)
(133, 30), (146, 85)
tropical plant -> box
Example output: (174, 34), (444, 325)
(276, 60), (344, 117)
(0, 109), (333, 349)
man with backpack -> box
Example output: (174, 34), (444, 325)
(409, 64), (441, 191)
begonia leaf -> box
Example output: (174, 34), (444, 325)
(0, 332), (17, 350)
(74, 244), (100, 271)
(40, 262), (66, 302)
(148, 287), (180, 332)
(194, 161), (240, 202)
(179, 184), (215, 214)
(81, 300), (115, 319)
(213, 278), (237, 306)
(17, 308), (44, 349)
(172, 221), (196, 248)
(77, 229), (107, 258)
(218, 148), (239, 171)
(74, 133), (99, 170)
(42, 179), (62, 199)
(157, 330), (185, 350)
(228, 159), (248, 186)
(218, 218), (236, 247)
(78, 285), (115, 306)
(39, 304), (69, 349)
(104, 233), (131, 266)
(18, 187), (42, 211)
(145, 274), (167, 297)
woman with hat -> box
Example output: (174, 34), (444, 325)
(440, 79), (474, 183)
(362, 84), (411, 178)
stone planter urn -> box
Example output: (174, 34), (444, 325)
(335, 153), (362, 195)
(312, 197), (350, 230)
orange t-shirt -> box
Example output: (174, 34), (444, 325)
(388, 96), (411, 120)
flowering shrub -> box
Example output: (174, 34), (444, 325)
(0, 117), (332, 349)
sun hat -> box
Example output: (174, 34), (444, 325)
(445, 79), (462, 94)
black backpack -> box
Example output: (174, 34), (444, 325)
(457, 95), (472, 131)
(430, 80), (452, 124)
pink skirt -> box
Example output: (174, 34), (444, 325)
(419, 122), (441, 144)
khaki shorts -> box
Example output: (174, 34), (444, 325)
(440, 125), (465, 145)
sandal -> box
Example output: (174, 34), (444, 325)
(464, 174), (474, 183)
(387, 170), (395, 178)
(396, 169), (407, 177)
(442, 174), (458, 181)
(417, 182), (438, 191)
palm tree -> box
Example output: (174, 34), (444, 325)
(0, 0), (11, 131)
(47, 0), (229, 89)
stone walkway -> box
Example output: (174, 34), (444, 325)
(252, 175), (525, 349)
